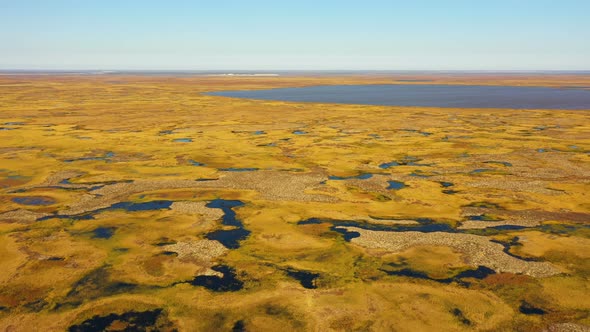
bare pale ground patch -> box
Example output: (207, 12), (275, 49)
(0, 208), (50, 223)
(169, 201), (224, 219)
(341, 227), (561, 277)
(543, 323), (590, 332)
(161, 240), (228, 262)
(42, 170), (334, 217)
(459, 219), (541, 229)
(194, 170), (336, 202)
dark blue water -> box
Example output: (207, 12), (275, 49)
(37, 200), (174, 221)
(109, 200), (173, 211)
(379, 161), (400, 169)
(205, 199), (251, 249)
(92, 227), (116, 239)
(387, 181), (406, 190)
(285, 269), (320, 289)
(173, 138), (192, 143)
(470, 168), (494, 174)
(379, 156), (430, 169)
(12, 196), (56, 206)
(519, 301), (546, 315)
(381, 265), (495, 287)
(64, 152), (115, 163)
(329, 173), (373, 180)
(208, 84), (590, 110)
(484, 161), (513, 167)
(187, 265), (244, 292)
(219, 167), (259, 172)
(68, 309), (164, 331)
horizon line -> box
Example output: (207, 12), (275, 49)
(1, 69), (590, 74)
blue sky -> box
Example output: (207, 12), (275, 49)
(1, 0), (589, 70)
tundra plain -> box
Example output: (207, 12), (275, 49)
(0, 74), (589, 331)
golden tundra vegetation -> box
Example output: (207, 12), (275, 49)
(0, 74), (589, 331)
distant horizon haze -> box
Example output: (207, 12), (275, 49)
(1, 0), (589, 70)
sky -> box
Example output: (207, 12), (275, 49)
(1, 0), (589, 70)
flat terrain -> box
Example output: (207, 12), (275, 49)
(0, 74), (589, 331)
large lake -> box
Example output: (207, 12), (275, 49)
(207, 84), (590, 110)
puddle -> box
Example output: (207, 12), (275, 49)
(325, 218), (455, 236)
(68, 308), (165, 331)
(330, 225), (362, 241)
(451, 308), (472, 325)
(387, 181), (405, 190)
(92, 227), (116, 239)
(379, 156), (430, 169)
(490, 237), (540, 262)
(300, 217), (562, 243)
(292, 130), (307, 135)
(232, 320), (247, 332)
(64, 152), (115, 163)
(189, 160), (205, 166)
(12, 196), (56, 206)
(381, 265), (495, 287)
(205, 199), (250, 249)
(439, 182), (454, 188)
(285, 269), (320, 289)
(253, 131), (266, 135)
(154, 239), (177, 246)
(297, 218), (324, 225)
(466, 202), (502, 209)
(329, 173), (373, 180)
(38, 200), (174, 221)
(257, 142), (277, 147)
(379, 161), (400, 169)
(187, 265), (243, 292)
(206, 228), (250, 249)
(173, 138), (192, 143)
(109, 200), (173, 212)
(401, 129), (432, 137)
(519, 301), (545, 315)
(484, 161), (512, 167)
(219, 168), (259, 172)
(443, 190), (459, 195)
(470, 168), (494, 174)
(468, 214), (503, 221)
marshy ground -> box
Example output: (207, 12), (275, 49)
(0, 74), (589, 331)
